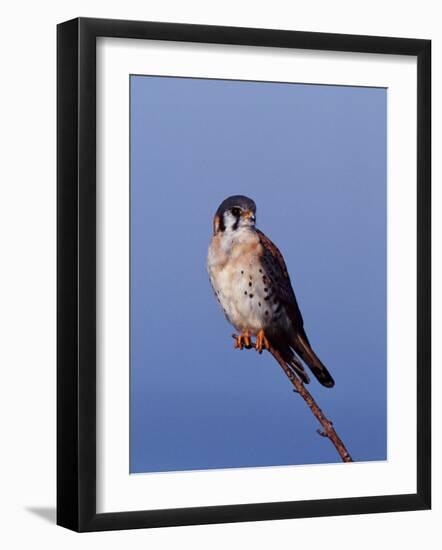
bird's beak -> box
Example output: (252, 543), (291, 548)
(242, 210), (256, 222)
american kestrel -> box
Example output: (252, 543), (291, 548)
(207, 195), (334, 387)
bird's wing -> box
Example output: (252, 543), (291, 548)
(257, 229), (335, 388)
(256, 229), (306, 336)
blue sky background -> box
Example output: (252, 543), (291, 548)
(130, 75), (387, 473)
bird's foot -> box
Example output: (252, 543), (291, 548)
(255, 330), (270, 354)
(233, 332), (252, 350)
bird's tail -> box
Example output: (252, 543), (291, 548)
(293, 334), (335, 388)
(270, 337), (311, 385)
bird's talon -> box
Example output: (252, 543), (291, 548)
(255, 329), (270, 354)
(233, 332), (251, 350)
(235, 336), (243, 350)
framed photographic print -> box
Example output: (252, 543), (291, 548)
(57, 17), (431, 532)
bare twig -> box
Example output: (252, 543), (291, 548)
(234, 335), (353, 463)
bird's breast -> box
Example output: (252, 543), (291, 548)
(207, 229), (283, 334)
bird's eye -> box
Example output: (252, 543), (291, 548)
(231, 207), (241, 217)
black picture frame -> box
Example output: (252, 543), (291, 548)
(57, 17), (431, 532)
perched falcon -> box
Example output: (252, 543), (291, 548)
(207, 195), (334, 387)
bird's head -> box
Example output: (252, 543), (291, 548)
(213, 195), (257, 235)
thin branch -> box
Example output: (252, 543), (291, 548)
(235, 335), (353, 463)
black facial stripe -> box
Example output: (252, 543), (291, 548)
(232, 216), (240, 231)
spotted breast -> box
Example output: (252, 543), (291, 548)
(207, 226), (287, 336)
